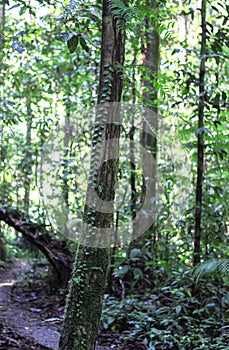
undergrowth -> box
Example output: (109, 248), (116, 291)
(101, 270), (228, 350)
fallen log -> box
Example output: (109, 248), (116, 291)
(0, 205), (73, 286)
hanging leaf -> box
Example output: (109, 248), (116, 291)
(80, 37), (90, 53)
(19, 5), (27, 16)
(12, 41), (25, 54)
(212, 92), (220, 108)
(222, 91), (227, 102)
(67, 35), (79, 53)
(190, 7), (194, 20)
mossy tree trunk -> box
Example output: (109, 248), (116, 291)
(59, 1), (125, 350)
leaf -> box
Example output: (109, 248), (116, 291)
(67, 35), (79, 53)
(19, 5), (27, 16)
(222, 91), (227, 102)
(195, 126), (212, 136)
(151, 327), (162, 335)
(57, 32), (73, 43)
(18, 30), (29, 36)
(212, 92), (220, 108)
(176, 305), (182, 315)
(133, 267), (143, 279)
(9, 3), (21, 10)
(12, 41), (25, 53)
(190, 7), (194, 20)
(80, 37), (89, 53)
(193, 259), (229, 284)
(116, 265), (129, 276)
(129, 248), (141, 259)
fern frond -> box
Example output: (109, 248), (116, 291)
(107, 0), (141, 33)
(193, 258), (229, 283)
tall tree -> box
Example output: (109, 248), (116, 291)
(194, 0), (206, 266)
(0, 0), (6, 262)
(129, 1), (160, 250)
(59, 1), (126, 349)
(140, 4), (159, 238)
(24, 85), (32, 214)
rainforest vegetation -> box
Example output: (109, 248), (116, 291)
(0, 0), (228, 349)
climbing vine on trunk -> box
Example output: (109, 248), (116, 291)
(59, 1), (126, 349)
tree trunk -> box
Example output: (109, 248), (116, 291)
(130, 4), (160, 250)
(0, 1), (4, 50)
(0, 0), (7, 262)
(24, 89), (32, 214)
(194, 0), (206, 266)
(59, 1), (125, 349)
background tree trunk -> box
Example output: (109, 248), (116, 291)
(194, 0), (206, 266)
(129, 3), (160, 251)
(59, 1), (125, 349)
(0, 0), (7, 262)
(24, 89), (32, 214)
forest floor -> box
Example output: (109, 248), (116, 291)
(0, 259), (136, 350)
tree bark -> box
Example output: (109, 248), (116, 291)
(194, 0), (206, 266)
(0, 0), (7, 262)
(24, 89), (32, 214)
(59, 1), (125, 349)
(130, 3), (160, 250)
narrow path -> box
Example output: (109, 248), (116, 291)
(0, 260), (110, 350)
(0, 260), (60, 349)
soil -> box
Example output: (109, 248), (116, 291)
(0, 259), (141, 350)
(0, 259), (61, 350)
(0, 260), (107, 350)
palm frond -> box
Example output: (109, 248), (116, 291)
(193, 258), (229, 283)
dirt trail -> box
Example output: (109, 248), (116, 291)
(0, 260), (60, 349)
(0, 260), (110, 350)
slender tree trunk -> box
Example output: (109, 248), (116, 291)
(141, 14), (159, 231)
(63, 107), (70, 208)
(0, 1), (5, 187)
(0, 0), (6, 262)
(24, 90), (32, 214)
(130, 4), (160, 249)
(62, 64), (73, 209)
(129, 47), (138, 219)
(59, 1), (125, 349)
(194, 0), (206, 266)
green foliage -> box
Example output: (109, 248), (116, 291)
(0, 1), (228, 348)
(102, 271), (228, 349)
(67, 34), (79, 53)
(107, 0), (141, 33)
(193, 259), (229, 283)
